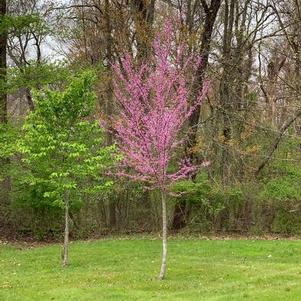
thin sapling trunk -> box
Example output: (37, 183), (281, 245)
(63, 193), (69, 267)
(159, 190), (167, 280)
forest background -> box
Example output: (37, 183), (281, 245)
(1, 0), (301, 241)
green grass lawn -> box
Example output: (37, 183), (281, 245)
(1, 237), (301, 300)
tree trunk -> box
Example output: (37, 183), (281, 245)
(104, 0), (116, 230)
(131, 0), (155, 60)
(219, 0), (235, 186)
(0, 0), (6, 123)
(25, 87), (34, 111)
(159, 189), (167, 280)
(172, 0), (221, 230)
(0, 0), (9, 228)
(63, 194), (69, 267)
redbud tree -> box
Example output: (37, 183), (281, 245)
(112, 21), (208, 280)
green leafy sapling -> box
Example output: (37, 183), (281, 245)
(19, 71), (116, 266)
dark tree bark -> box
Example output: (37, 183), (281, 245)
(131, 0), (155, 59)
(25, 87), (34, 111)
(104, 0), (117, 229)
(0, 0), (7, 123)
(172, 0), (222, 230)
(187, 0), (222, 149)
(0, 0), (9, 229)
(219, 0), (235, 186)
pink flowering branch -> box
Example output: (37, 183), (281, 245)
(112, 20), (209, 191)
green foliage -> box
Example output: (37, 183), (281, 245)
(0, 123), (20, 181)
(172, 172), (243, 212)
(172, 173), (250, 231)
(0, 123), (18, 160)
(15, 71), (116, 210)
(261, 178), (301, 202)
(260, 161), (301, 202)
(172, 173), (225, 230)
(6, 62), (70, 93)
(0, 14), (48, 35)
(171, 172), (212, 205)
(271, 205), (301, 234)
(0, 62), (71, 100)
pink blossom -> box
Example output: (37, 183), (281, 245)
(112, 20), (209, 191)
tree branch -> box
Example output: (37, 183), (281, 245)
(255, 109), (301, 177)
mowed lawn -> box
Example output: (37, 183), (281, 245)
(1, 238), (301, 300)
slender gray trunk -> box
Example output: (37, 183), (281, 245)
(159, 190), (167, 280)
(63, 194), (69, 267)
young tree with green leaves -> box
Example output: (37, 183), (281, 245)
(19, 71), (116, 266)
